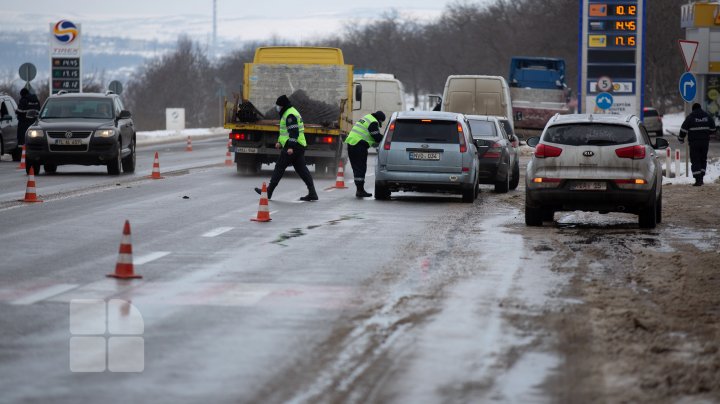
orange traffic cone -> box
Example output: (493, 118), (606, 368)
(19, 166), (42, 203)
(333, 160), (348, 189)
(17, 145), (26, 169)
(225, 140), (233, 166)
(150, 152), (164, 179)
(186, 136), (193, 152)
(108, 220), (142, 279)
(251, 182), (272, 222)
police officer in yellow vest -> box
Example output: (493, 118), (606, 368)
(254, 95), (318, 201)
(345, 111), (385, 197)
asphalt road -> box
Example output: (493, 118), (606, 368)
(1, 136), (718, 403)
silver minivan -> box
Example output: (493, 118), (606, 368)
(525, 114), (669, 228)
(375, 111), (480, 202)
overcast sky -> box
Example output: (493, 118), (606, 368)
(2, 0), (475, 43)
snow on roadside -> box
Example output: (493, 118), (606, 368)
(136, 127), (229, 146)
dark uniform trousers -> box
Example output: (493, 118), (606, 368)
(269, 146), (315, 191)
(689, 139), (710, 178)
(347, 142), (369, 182)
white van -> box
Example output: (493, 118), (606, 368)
(353, 73), (406, 122)
(440, 75), (514, 131)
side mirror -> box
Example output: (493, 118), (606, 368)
(515, 111), (523, 121)
(526, 136), (540, 147)
(118, 110), (132, 119)
(355, 83), (362, 102)
(654, 137), (669, 149)
(27, 110), (39, 119)
(472, 138), (480, 147)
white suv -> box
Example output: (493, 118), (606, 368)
(525, 114), (669, 228)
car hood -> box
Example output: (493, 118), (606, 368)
(34, 119), (115, 131)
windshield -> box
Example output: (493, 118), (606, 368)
(41, 99), (114, 119)
(543, 123), (637, 146)
(468, 120), (497, 138)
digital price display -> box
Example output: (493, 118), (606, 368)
(51, 57), (81, 94)
(580, 0), (646, 116)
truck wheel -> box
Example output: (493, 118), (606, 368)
(236, 157), (259, 175)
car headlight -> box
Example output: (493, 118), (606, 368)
(27, 129), (43, 138)
(95, 129), (115, 138)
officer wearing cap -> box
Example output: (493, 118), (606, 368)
(345, 111), (385, 197)
(679, 102), (716, 186)
(255, 95), (318, 201)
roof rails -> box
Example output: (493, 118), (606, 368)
(56, 90), (69, 95)
(105, 90), (115, 95)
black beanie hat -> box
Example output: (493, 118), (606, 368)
(692, 102), (701, 111)
(372, 111), (386, 122)
(20, 88), (29, 97)
(276, 95), (290, 107)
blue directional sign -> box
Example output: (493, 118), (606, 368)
(596, 92), (614, 110)
(679, 72), (697, 102)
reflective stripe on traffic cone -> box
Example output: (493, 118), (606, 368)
(18, 145), (26, 169)
(150, 152), (164, 179)
(225, 140), (233, 166)
(108, 220), (142, 279)
(251, 182), (272, 222)
(333, 160), (348, 189)
(186, 136), (193, 152)
(19, 166), (42, 203)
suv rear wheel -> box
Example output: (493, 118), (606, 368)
(374, 181), (391, 200)
(494, 171), (510, 193)
(525, 194), (543, 226)
(509, 161), (520, 190)
(638, 190), (658, 229)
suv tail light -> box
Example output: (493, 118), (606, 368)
(458, 123), (467, 153)
(534, 143), (563, 158)
(383, 121), (395, 150)
(483, 142), (502, 159)
(615, 145), (646, 159)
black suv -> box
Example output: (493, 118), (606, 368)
(0, 94), (22, 162)
(25, 91), (136, 175)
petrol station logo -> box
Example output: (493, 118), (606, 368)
(53, 20), (79, 44)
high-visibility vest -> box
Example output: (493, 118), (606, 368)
(278, 107), (306, 147)
(345, 114), (379, 147)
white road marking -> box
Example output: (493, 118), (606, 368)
(269, 210), (278, 215)
(11, 284), (78, 305)
(134, 251), (171, 265)
(324, 188), (336, 192)
(201, 227), (234, 237)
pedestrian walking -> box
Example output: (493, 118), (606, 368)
(345, 111), (385, 197)
(679, 102), (716, 186)
(16, 88), (40, 146)
(254, 95), (318, 201)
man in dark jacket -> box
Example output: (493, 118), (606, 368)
(254, 95), (318, 201)
(679, 102), (716, 186)
(344, 111), (385, 197)
(16, 88), (40, 145)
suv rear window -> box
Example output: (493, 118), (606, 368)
(643, 109), (659, 117)
(543, 123), (637, 146)
(392, 119), (459, 144)
(468, 120), (497, 138)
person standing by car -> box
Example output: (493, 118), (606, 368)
(679, 103), (716, 186)
(345, 111), (385, 197)
(254, 95), (318, 201)
(16, 88), (40, 146)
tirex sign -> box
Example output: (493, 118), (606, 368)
(49, 20), (82, 94)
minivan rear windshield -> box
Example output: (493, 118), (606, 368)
(543, 123), (637, 146)
(392, 119), (459, 144)
(468, 120), (497, 138)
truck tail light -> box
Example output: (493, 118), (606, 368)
(615, 145), (646, 159)
(231, 132), (248, 141)
(318, 136), (334, 144)
(483, 142), (502, 159)
(534, 144), (563, 158)
(383, 121), (395, 150)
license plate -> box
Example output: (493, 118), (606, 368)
(570, 181), (607, 191)
(55, 139), (82, 146)
(235, 147), (258, 153)
(409, 151), (440, 161)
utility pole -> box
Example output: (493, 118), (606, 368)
(212, 0), (217, 60)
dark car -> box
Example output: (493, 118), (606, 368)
(0, 94), (21, 162)
(24, 91), (135, 175)
(466, 115), (520, 193)
(642, 107), (663, 136)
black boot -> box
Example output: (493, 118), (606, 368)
(299, 186), (318, 201)
(355, 181), (372, 198)
(254, 184), (274, 199)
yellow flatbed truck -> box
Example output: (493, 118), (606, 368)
(224, 47), (359, 175)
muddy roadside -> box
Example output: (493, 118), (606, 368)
(503, 177), (720, 402)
